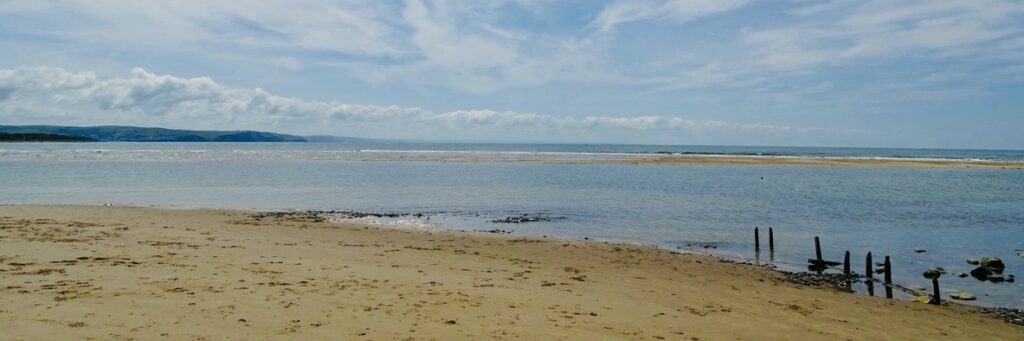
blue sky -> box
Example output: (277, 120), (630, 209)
(0, 0), (1022, 148)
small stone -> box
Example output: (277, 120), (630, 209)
(966, 258), (980, 265)
(957, 272), (968, 278)
(923, 268), (942, 280)
(950, 291), (976, 301)
(914, 248), (927, 253)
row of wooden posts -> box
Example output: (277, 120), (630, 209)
(754, 226), (942, 305)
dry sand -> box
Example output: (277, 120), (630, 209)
(0, 205), (1020, 340)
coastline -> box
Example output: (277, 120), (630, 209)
(530, 154), (1024, 169)
(1, 205), (1020, 339)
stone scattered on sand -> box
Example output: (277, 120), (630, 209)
(949, 291), (976, 301)
(966, 258), (980, 265)
(1017, 250), (1024, 258)
(957, 272), (969, 278)
(914, 248), (927, 253)
(981, 308), (1024, 326)
(782, 271), (857, 288)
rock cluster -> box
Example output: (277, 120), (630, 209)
(981, 307), (1024, 326)
(489, 214), (565, 224)
(782, 271), (858, 289)
(967, 257), (1014, 283)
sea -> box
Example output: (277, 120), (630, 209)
(2, 142), (1023, 307)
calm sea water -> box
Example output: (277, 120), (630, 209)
(2, 142), (1023, 307)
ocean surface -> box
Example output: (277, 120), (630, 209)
(2, 142), (1023, 307)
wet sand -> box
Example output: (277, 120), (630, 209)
(1, 205), (1020, 340)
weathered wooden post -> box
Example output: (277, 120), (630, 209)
(923, 269), (942, 305)
(865, 252), (873, 279)
(768, 227), (774, 251)
(814, 236), (822, 261)
(843, 251), (851, 276)
(884, 256), (893, 299)
(865, 252), (875, 296)
(754, 226), (760, 250)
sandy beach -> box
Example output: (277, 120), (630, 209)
(0, 205), (1020, 340)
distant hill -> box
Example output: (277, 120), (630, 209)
(0, 132), (97, 142)
(0, 125), (306, 142)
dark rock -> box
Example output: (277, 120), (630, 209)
(966, 258), (980, 265)
(807, 258), (841, 267)
(980, 257), (1006, 272)
(489, 213), (565, 224)
(914, 248), (927, 253)
(970, 266), (994, 280)
(923, 268), (942, 280)
(957, 272), (968, 278)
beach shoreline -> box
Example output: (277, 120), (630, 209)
(527, 154), (1024, 169)
(1, 205), (1021, 339)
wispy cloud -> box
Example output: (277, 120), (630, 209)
(1, 0), (1023, 147)
(0, 66), (812, 139)
(590, 0), (753, 33)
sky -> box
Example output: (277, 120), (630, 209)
(0, 0), (1022, 149)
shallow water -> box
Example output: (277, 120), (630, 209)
(1, 142), (1023, 307)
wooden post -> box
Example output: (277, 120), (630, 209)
(768, 227), (774, 251)
(931, 278), (941, 305)
(843, 251), (851, 276)
(814, 236), (822, 261)
(884, 256), (893, 299)
(865, 252), (873, 279)
(754, 226), (760, 250)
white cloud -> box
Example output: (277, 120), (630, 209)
(0, 66), (807, 138)
(591, 0), (752, 32)
(743, 0), (1024, 70)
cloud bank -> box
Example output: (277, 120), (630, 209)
(0, 66), (810, 141)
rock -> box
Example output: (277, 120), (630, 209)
(950, 291), (976, 301)
(807, 258), (841, 267)
(1018, 250), (1024, 258)
(980, 257), (1006, 272)
(1007, 275), (1015, 283)
(988, 274), (1005, 282)
(912, 294), (933, 304)
(970, 266), (994, 280)
(914, 248), (927, 253)
(923, 268), (943, 280)
(966, 258), (980, 265)
(957, 272), (968, 278)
